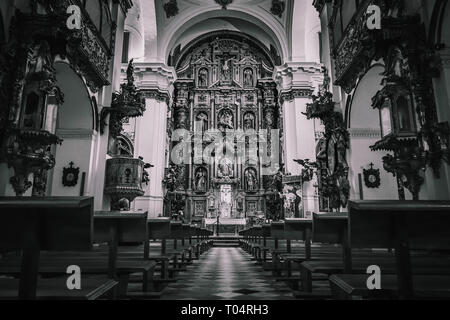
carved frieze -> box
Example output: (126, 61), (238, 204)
(279, 89), (314, 104)
(215, 0), (233, 10)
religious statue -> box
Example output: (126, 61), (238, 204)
(220, 57), (233, 82)
(384, 46), (408, 79)
(195, 168), (207, 192)
(196, 112), (208, 133)
(175, 109), (188, 129)
(218, 109), (234, 132)
(198, 68), (208, 87)
(265, 110), (275, 128)
(218, 158), (234, 178)
(245, 169), (258, 190)
(27, 40), (54, 77)
(243, 112), (255, 131)
(268, 168), (284, 192)
(126, 59), (135, 84)
(282, 185), (296, 218)
(243, 68), (253, 87)
(164, 165), (178, 192)
(335, 132), (349, 171)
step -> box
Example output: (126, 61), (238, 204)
(213, 243), (240, 247)
(212, 238), (241, 247)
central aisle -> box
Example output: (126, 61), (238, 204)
(160, 247), (295, 300)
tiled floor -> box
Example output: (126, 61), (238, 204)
(160, 247), (295, 300)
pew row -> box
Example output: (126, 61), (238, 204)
(0, 197), (118, 300)
(329, 200), (450, 300)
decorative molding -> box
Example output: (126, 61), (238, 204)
(331, 1), (418, 94)
(142, 89), (171, 105)
(270, 0), (286, 18)
(5, 129), (62, 196)
(163, 0), (179, 19)
(279, 89), (314, 104)
(15, 8), (111, 93)
(215, 0), (233, 10)
(371, 136), (425, 200)
(56, 128), (96, 140)
(348, 128), (382, 139)
(104, 156), (148, 210)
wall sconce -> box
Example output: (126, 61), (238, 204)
(373, 83), (417, 139)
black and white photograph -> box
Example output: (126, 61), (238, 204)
(1, 0), (450, 309)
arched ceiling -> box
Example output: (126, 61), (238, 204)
(136, 0), (320, 65)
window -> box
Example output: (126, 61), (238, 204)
(318, 32), (323, 63)
(396, 96), (415, 133)
(122, 31), (130, 63)
(380, 100), (393, 138)
(22, 92), (41, 129)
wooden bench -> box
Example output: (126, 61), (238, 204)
(274, 219), (313, 279)
(296, 212), (386, 298)
(1, 210), (157, 297)
(329, 200), (450, 300)
(0, 197), (118, 300)
(147, 218), (175, 280)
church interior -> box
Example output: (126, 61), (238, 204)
(1, 0), (450, 301)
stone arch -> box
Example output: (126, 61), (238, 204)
(429, 0), (449, 48)
(159, 7), (288, 64)
(346, 64), (398, 201)
(48, 61), (97, 197)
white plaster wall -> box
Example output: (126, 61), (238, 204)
(50, 132), (95, 197)
(348, 65), (399, 201)
(348, 132), (400, 201)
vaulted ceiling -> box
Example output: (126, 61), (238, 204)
(126, 0), (320, 65)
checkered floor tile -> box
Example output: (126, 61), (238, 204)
(160, 247), (294, 300)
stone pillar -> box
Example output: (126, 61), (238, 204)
(275, 62), (323, 213)
(133, 63), (176, 217)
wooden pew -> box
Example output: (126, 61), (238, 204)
(1, 211), (157, 297)
(277, 219), (313, 275)
(329, 200), (450, 300)
(0, 197), (118, 300)
(92, 211), (157, 294)
(147, 218), (174, 280)
(297, 212), (351, 297)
